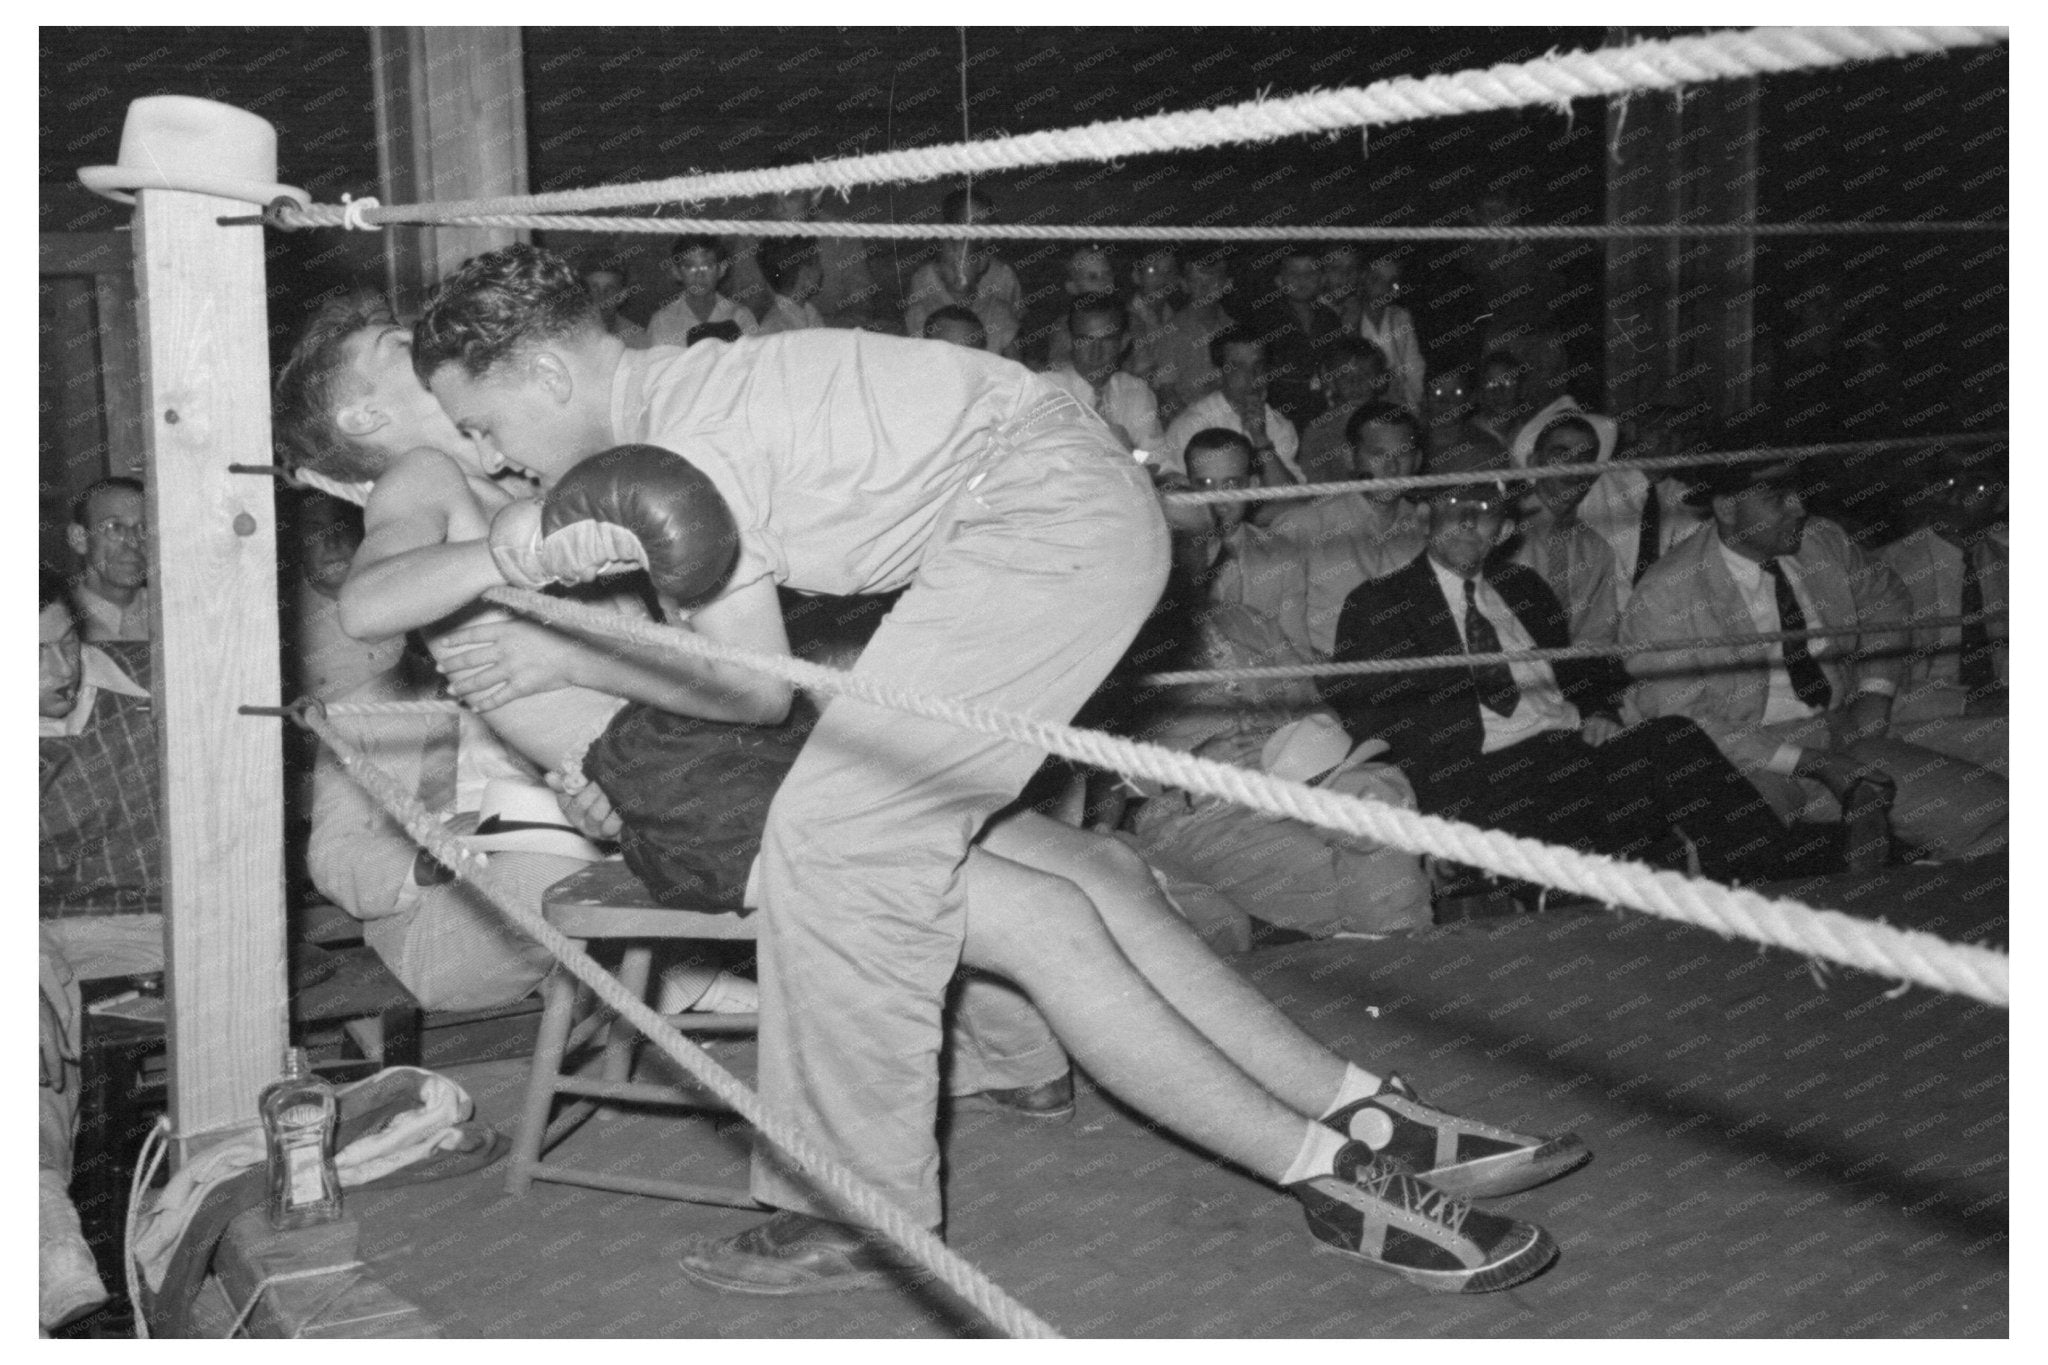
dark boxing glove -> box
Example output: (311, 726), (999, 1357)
(540, 444), (742, 606)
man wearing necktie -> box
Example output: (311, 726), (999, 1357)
(1325, 446), (1827, 885)
(1621, 458), (2005, 864)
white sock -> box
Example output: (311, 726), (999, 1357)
(1280, 1121), (1350, 1186)
(1318, 1063), (1385, 1119)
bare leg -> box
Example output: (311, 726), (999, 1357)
(982, 814), (1348, 1116)
(960, 848), (1304, 1182)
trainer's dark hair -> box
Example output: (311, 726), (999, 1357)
(274, 290), (399, 479)
(1345, 399), (1423, 448)
(1066, 291), (1128, 333)
(70, 475), (144, 528)
(1208, 324), (1263, 371)
(413, 244), (602, 384)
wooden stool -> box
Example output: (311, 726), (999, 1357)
(505, 861), (760, 1207)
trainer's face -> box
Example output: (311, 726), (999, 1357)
(429, 358), (604, 489)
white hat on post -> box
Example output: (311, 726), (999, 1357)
(79, 95), (308, 207)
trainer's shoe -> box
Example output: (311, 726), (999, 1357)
(1323, 1075), (1588, 1199)
(953, 1070), (1076, 1124)
(1293, 1143), (1557, 1295)
(676, 1211), (922, 1296)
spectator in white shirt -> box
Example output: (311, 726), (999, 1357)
(1041, 294), (1168, 465)
(1162, 327), (1301, 486)
(753, 237), (826, 336)
(902, 185), (1024, 359)
(648, 235), (759, 347)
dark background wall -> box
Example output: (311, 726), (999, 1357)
(40, 26), (2006, 424)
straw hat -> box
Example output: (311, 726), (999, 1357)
(79, 96), (308, 207)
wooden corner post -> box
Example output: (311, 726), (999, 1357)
(133, 187), (289, 1149)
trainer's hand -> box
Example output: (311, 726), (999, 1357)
(434, 619), (584, 711)
(542, 444), (741, 605)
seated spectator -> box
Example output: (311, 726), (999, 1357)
(41, 573), (161, 923)
(1263, 401), (1429, 658)
(580, 261), (651, 349)
(39, 571), (159, 1328)
(1040, 293), (1168, 463)
(1148, 251), (1236, 423)
(648, 234), (759, 347)
(752, 237), (826, 335)
(1325, 452), (1835, 885)
(1462, 348), (1533, 459)
(1559, 393), (1707, 611)
(288, 491), (404, 702)
(1039, 245), (1118, 368)
(1241, 244), (1346, 429)
(1872, 452), (2008, 751)
(1319, 244), (1365, 334)
(1167, 428), (1305, 620)
(1356, 252), (1427, 414)
(1294, 336), (1391, 485)
(1163, 327), (1302, 484)
(920, 303), (988, 351)
(721, 188), (822, 322)
(1621, 456), (2006, 862)
(1125, 245), (1180, 382)
(1122, 516), (1431, 941)
(1507, 412), (1623, 647)
(902, 185), (1023, 359)
(67, 477), (150, 642)
(725, 188), (883, 330)
(1421, 364), (1476, 460)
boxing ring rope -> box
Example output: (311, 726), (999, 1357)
(1155, 435), (2008, 507)
(276, 26), (2005, 223)
(299, 706), (1064, 1340)
(290, 210), (2008, 240)
(440, 586), (2007, 1009)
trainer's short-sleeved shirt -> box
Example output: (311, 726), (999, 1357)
(612, 332), (1039, 597)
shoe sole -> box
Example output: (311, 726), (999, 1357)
(675, 1241), (920, 1297)
(1315, 1222), (1559, 1295)
(950, 1094), (1077, 1124)
(1422, 1135), (1591, 1200)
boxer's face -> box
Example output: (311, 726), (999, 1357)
(429, 354), (607, 489)
(345, 326), (483, 476)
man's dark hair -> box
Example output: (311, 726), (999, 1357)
(1326, 334), (1382, 366)
(70, 476), (144, 529)
(40, 565), (71, 611)
(1067, 291), (1128, 333)
(274, 290), (399, 478)
(1208, 324), (1262, 371)
(1345, 400), (1424, 448)
(922, 304), (985, 343)
(413, 244), (602, 384)
(761, 236), (818, 295)
(670, 233), (729, 263)
(940, 186), (993, 224)
(1532, 411), (1599, 455)
(1479, 346), (1525, 379)
(1184, 427), (1257, 467)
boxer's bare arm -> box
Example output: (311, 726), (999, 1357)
(339, 449), (505, 639)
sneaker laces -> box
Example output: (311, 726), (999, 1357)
(1352, 1160), (1472, 1238)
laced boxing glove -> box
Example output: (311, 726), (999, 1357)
(486, 496), (647, 591)
(539, 444), (742, 605)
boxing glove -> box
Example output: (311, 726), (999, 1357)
(487, 496), (647, 591)
(541, 444), (742, 606)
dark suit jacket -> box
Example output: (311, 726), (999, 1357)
(1323, 551), (1628, 784)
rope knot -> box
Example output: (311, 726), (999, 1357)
(339, 194), (382, 232)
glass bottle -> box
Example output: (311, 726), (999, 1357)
(260, 1047), (342, 1231)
